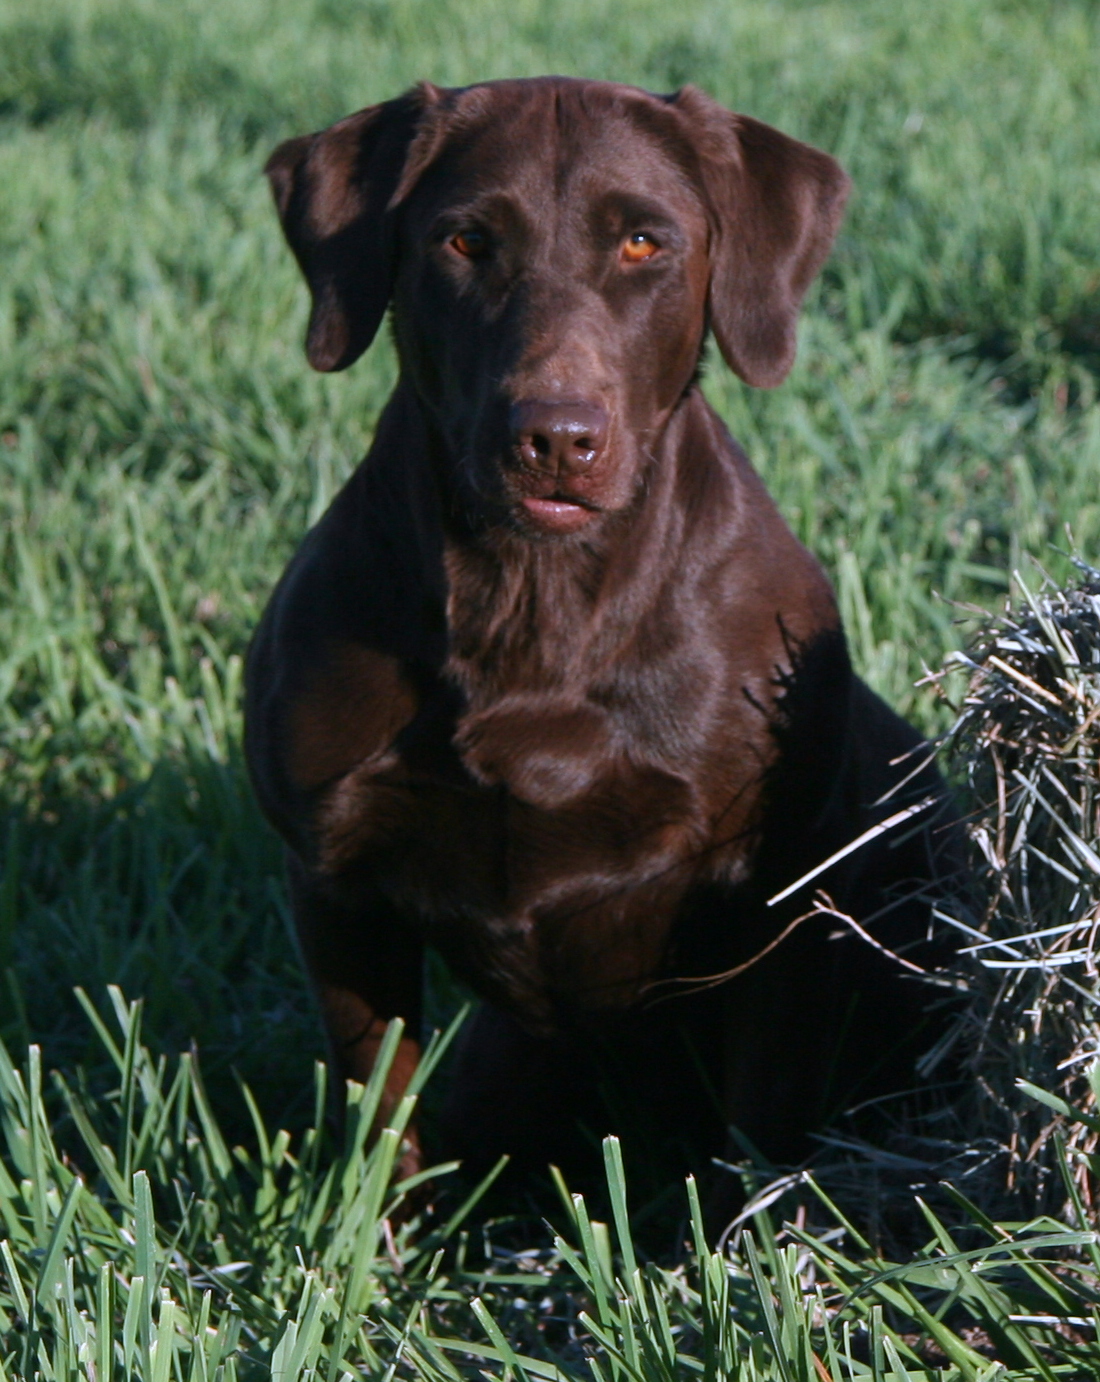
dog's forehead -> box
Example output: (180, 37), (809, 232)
(412, 79), (703, 214)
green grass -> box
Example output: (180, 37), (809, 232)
(5, 995), (1100, 1381)
(2, 0), (1100, 1374)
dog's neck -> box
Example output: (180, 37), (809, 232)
(432, 387), (736, 704)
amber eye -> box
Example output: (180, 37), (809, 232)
(621, 232), (659, 263)
(450, 229), (488, 258)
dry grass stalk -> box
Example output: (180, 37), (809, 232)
(928, 559), (1100, 1217)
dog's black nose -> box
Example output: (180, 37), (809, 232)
(509, 400), (609, 476)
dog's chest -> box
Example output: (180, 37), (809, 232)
(339, 753), (699, 1023)
(309, 654), (767, 1019)
(304, 545), (782, 1013)
(316, 674), (713, 890)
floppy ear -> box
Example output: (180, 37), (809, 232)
(265, 86), (437, 372)
(672, 86), (850, 388)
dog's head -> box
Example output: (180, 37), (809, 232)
(267, 78), (848, 537)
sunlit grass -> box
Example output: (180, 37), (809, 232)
(2, 0), (1100, 1374)
(4, 994), (1100, 1380)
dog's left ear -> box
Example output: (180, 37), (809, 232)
(266, 84), (440, 372)
(672, 87), (850, 389)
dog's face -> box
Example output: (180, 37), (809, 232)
(267, 78), (849, 538)
(390, 85), (712, 535)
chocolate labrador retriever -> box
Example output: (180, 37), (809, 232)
(246, 77), (962, 1181)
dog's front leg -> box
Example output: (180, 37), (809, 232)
(286, 852), (424, 1177)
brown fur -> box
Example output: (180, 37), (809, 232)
(247, 78), (962, 1182)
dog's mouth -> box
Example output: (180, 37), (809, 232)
(518, 493), (600, 534)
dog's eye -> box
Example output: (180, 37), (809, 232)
(450, 229), (488, 259)
(621, 232), (660, 263)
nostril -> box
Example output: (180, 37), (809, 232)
(509, 400), (609, 474)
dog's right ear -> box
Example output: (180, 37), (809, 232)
(266, 86), (439, 372)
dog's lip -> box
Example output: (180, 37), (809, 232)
(519, 495), (598, 533)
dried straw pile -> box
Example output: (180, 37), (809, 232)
(930, 561), (1100, 1219)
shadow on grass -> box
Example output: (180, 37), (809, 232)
(1, 751), (321, 1143)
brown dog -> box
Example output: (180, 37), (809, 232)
(246, 78), (962, 1182)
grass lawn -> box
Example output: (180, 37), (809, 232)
(2, 0), (1100, 1376)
